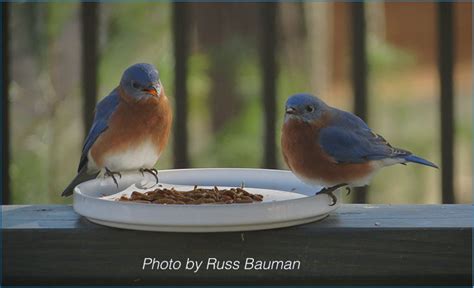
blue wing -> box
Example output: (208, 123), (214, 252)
(319, 110), (409, 163)
(78, 89), (120, 172)
(328, 108), (370, 130)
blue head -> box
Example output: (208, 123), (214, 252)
(120, 63), (162, 101)
(284, 93), (328, 123)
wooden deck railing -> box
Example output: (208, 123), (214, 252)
(2, 204), (472, 285)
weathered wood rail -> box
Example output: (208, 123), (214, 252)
(2, 204), (472, 285)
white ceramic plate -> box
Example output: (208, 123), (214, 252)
(73, 168), (341, 232)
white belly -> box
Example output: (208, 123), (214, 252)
(294, 173), (351, 188)
(292, 158), (403, 189)
(88, 138), (160, 172)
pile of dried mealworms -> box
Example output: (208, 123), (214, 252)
(117, 185), (263, 205)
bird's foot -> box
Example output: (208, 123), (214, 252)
(318, 188), (337, 206)
(317, 183), (348, 206)
(105, 167), (122, 188)
(345, 186), (351, 196)
(140, 168), (159, 184)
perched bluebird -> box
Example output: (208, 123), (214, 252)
(281, 93), (437, 205)
(61, 63), (173, 196)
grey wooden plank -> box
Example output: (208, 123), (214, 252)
(2, 204), (472, 285)
(2, 204), (472, 229)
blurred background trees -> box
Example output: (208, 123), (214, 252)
(6, 2), (472, 204)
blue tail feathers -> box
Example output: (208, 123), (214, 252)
(404, 155), (438, 169)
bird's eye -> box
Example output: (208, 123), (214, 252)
(306, 105), (314, 112)
(131, 81), (140, 89)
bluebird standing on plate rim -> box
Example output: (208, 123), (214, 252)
(61, 63), (173, 197)
(281, 93), (437, 206)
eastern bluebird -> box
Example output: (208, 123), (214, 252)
(61, 63), (173, 196)
(281, 93), (437, 205)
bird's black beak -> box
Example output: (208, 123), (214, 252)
(285, 106), (297, 115)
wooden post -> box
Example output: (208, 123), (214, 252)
(350, 2), (368, 203)
(81, 3), (99, 136)
(1, 2), (10, 204)
(261, 3), (278, 169)
(172, 3), (189, 168)
(438, 3), (455, 203)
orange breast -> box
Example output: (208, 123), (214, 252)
(281, 117), (374, 186)
(90, 92), (173, 167)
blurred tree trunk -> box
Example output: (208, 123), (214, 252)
(279, 2), (307, 80)
(191, 3), (258, 133)
(48, 4), (82, 201)
(9, 4), (48, 203)
(304, 2), (334, 96)
(11, 4), (83, 202)
(366, 2), (386, 42)
(10, 4), (44, 139)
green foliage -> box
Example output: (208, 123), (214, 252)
(368, 35), (416, 74)
(11, 150), (50, 203)
(46, 2), (77, 41)
(99, 3), (173, 99)
(200, 98), (263, 168)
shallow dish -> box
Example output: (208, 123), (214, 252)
(73, 168), (341, 232)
